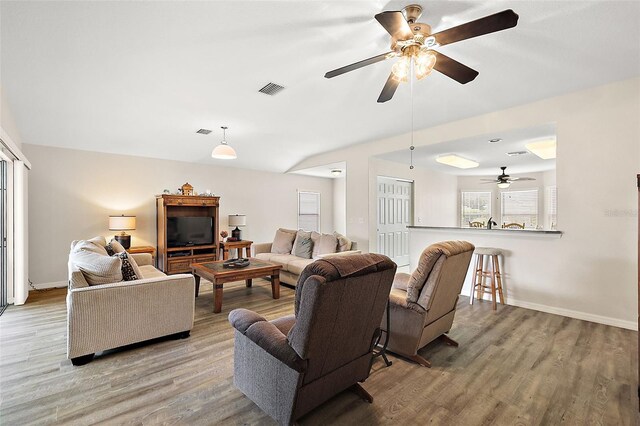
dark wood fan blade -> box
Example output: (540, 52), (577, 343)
(375, 11), (414, 40)
(431, 9), (519, 47)
(377, 73), (400, 103)
(432, 51), (479, 84)
(324, 52), (392, 79)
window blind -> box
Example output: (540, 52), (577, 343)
(298, 191), (320, 232)
(501, 189), (539, 228)
(461, 191), (492, 227)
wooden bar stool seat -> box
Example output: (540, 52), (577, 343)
(470, 247), (505, 310)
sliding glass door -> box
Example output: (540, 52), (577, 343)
(0, 159), (7, 315)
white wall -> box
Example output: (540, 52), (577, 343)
(332, 176), (346, 235)
(23, 144), (334, 286)
(291, 77), (640, 328)
(0, 86), (23, 149)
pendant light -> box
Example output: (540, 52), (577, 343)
(211, 126), (237, 160)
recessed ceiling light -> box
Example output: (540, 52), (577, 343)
(526, 139), (556, 159)
(488, 138), (502, 143)
(330, 169), (342, 176)
(436, 154), (479, 169)
(506, 151), (528, 156)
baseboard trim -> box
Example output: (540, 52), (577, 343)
(32, 280), (67, 290)
(506, 297), (637, 331)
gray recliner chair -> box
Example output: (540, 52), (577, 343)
(381, 240), (475, 367)
(229, 253), (396, 425)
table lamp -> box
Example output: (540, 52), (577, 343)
(109, 215), (136, 249)
(228, 214), (246, 241)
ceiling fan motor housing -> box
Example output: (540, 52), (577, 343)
(391, 5), (432, 52)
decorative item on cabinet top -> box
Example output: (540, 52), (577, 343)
(181, 182), (193, 196)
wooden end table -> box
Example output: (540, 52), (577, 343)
(126, 245), (156, 260)
(219, 240), (253, 260)
(191, 258), (281, 313)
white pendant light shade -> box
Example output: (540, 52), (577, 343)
(497, 182), (511, 189)
(211, 143), (237, 159)
(211, 126), (237, 160)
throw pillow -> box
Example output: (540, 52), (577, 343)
(333, 232), (352, 252)
(313, 233), (338, 259)
(70, 236), (109, 256)
(310, 231), (321, 258)
(292, 230), (313, 259)
(271, 228), (297, 254)
(109, 239), (126, 254)
(115, 252), (139, 281)
(70, 250), (123, 285)
(105, 243), (116, 256)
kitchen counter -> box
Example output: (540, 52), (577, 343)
(408, 225), (562, 237)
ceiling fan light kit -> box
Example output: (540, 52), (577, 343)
(436, 154), (479, 169)
(324, 4), (519, 102)
(211, 126), (237, 160)
(526, 139), (557, 159)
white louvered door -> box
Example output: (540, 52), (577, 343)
(376, 176), (412, 267)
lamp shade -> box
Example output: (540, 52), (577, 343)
(211, 143), (237, 160)
(228, 214), (246, 227)
(109, 215), (136, 231)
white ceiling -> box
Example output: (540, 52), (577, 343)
(292, 161), (347, 179)
(1, 1), (639, 173)
(377, 123), (556, 175)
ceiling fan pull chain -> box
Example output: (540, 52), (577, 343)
(409, 56), (415, 170)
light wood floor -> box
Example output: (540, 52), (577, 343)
(1, 280), (638, 425)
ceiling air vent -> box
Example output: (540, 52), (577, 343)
(196, 129), (212, 135)
(506, 151), (528, 156)
(258, 82), (285, 96)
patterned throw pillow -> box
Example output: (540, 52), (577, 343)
(116, 252), (138, 281)
(292, 230), (313, 259)
(105, 243), (116, 256)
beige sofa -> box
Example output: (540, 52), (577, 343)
(254, 230), (359, 286)
(67, 237), (195, 365)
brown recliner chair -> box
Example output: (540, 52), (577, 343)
(229, 253), (396, 425)
(381, 240), (474, 367)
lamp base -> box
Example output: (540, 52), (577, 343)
(114, 234), (131, 249)
(231, 227), (242, 241)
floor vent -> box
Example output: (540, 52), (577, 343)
(258, 82), (285, 96)
(196, 129), (212, 135)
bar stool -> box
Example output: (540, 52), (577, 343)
(470, 247), (505, 310)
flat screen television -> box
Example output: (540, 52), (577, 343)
(167, 216), (213, 247)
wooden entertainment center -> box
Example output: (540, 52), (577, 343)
(156, 194), (220, 274)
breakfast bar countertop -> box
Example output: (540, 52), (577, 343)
(408, 226), (563, 237)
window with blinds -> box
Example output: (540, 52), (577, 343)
(501, 189), (538, 228)
(546, 186), (557, 230)
(298, 191), (320, 232)
(461, 191), (492, 227)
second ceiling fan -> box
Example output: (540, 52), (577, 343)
(325, 4), (519, 103)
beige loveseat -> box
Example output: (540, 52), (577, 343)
(67, 236), (195, 365)
(254, 229), (360, 286)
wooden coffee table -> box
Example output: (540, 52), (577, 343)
(191, 258), (282, 313)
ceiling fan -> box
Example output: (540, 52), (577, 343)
(324, 5), (519, 103)
(480, 166), (535, 188)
